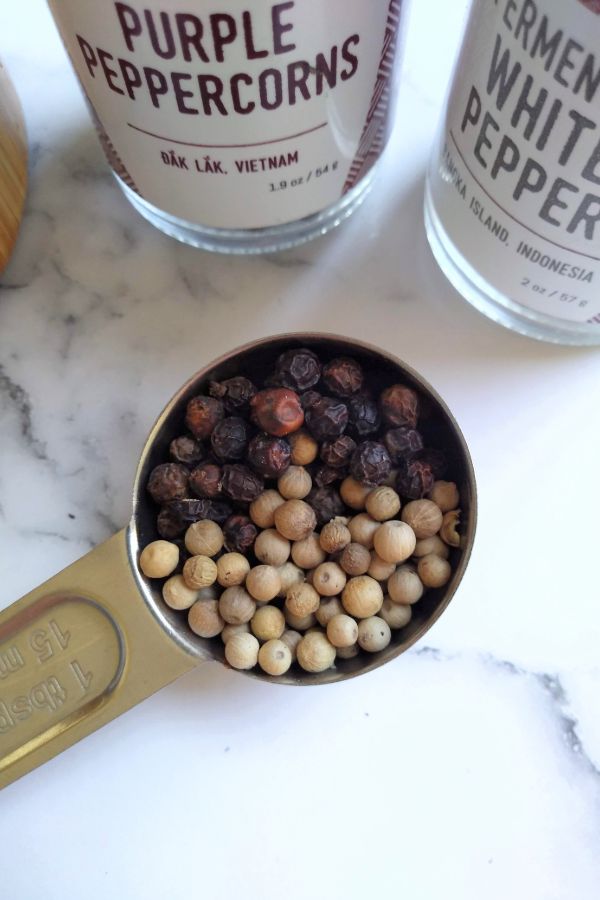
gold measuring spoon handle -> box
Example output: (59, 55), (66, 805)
(0, 530), (198, 790)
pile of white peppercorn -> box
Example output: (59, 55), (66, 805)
(139, 347), (463, 677)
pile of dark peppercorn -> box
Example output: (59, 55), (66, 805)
(146, 348), (452, 558)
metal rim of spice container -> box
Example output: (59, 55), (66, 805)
(0, 334), (476, 790)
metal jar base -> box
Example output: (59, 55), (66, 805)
(424, 182), (600, 347)
(117, 169), (376, 255)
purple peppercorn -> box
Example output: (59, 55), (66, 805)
(169, 436), (205, 467)
(221, 464), (264, 502)
(209, 377), (257, 414)
(347, 395), (381, 438)
(147, 463), (190, 504)
(300, 390), (322, 411)
(315, 465), (344, 488)
(223, 515), (257, 553)
(383, 426), (423, 463)
(305, 397), (349, 442)
(320, 435), (357, 468)
(396, 459), (435, 500)
(189, 463), (222, 498)
(306, 486), (346, 526)
(211, 417), (249, 460)
(322, 357), (364, 397)
(416, 448), (448, 479)
(157, 498), (233, 538)
(350, 442), (392, 486)
(247, 433), (291, 478)
(275, 348), (322, 391)
(379, 385), (419, 428)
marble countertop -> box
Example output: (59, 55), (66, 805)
(2, 2), (600, 897)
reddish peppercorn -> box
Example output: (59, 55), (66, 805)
(209, 377), (257, 413)
(322, 357), (364, 397)
(185, 396), (225, 439)
(350, 441), (392, 486)
(275, 348), (321, 391)
(379, 384), (419, 428)
(305, 397), (349, 441)
(307, 486), (345, 526)
(211, 417), (249, 460)
(223, 515), (257, 553)
(250, 388), (304, 437)
(347, 395), (381, 437)
(383, 426), (423, 462)
(189, 462), (223, 498)
(320, 435), (356, 468)
(169, 436), (205, 467)
(396, 459), (435, 499)
(147, 463), (190, 504)
(221, 465), (264, 502)
(247, 433), (291, 478)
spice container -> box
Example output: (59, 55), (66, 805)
(426, 0), (600, 345)
(0, 335), (476, 790)
(47, 0), (407, 254)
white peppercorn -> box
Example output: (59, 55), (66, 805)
(340, 476), (372, 510)
(312, 562), (347, 597)
(251, 605), (286, 641)
(365, 486), (401, 522)
(319, 519), (351, 554)
(418, 554), (452, 588)
(276, 561), (305, 597)
(357, 616), (391, 652)
(339, 542), (371, 576)
(314, 596), (344, 627)
(285, 582), (320, 618)
(274, 499), (317, 541)
(183, 555), (218, 590)
(258, 639), (293, 676)
(246, 565), (282, 602)
(413, 535), (450, 560)
(440, 510), (462, 547)
(221, 622), (250, 643)
(327, 614), (359, 648)
(380, 596), (412, 629)
(188, 599), (224, 638)
(254, 529), (291, 567)
(297, 632), (337, 673)
(367, 553), (396, 582)
(428, 480), (460, 513)
(249, 489), (285, 529)
(219, 586), (256, 624)
(288, 429), (318, 466)
(162, 575), (198, 611)
(387, 566), (424, 605)
(284, 609), (317, 631)
(184, 520), (224, 557)
(336, 643), (360, 659)
(225, 632), (260, 670)
(373, 520), (416, 564)
(342, 576), (384, 618)
(348, 513), (380, 549)
(291, 532), (327, 569)
(217, 552), (250, 587)
(139, 540), (179, 579)
(280, 629), (302, 659)
(401, 499), (443, 539)
(277, 465), (312, 500)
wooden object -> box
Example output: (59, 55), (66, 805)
(0, 60), (27, 274)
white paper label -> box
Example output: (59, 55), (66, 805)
(48, 0), (403, 230)
(429, 0), (600, 324)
